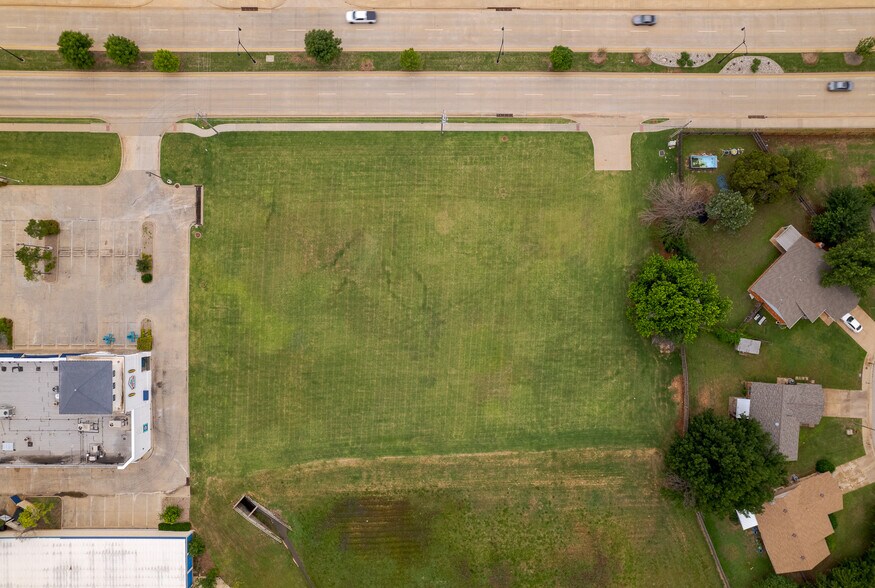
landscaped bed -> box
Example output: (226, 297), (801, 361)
(162, 131), (720, 587)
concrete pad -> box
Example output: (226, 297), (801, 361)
(823, 389), (869, 418)
(587, 128), (633, 171)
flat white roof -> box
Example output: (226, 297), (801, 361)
(737, 510), (759, 530)
(735, 398), (751, 418)
(0, 530), (191, 588)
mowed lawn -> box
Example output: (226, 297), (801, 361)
(0, 132), (120, 184)
(162, 132), (719, 587)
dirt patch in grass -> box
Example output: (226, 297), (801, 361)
(589, 51), (607, 65)
(802, 53), (820, 65)
(669, 375), (685, 434)
(696, 380), (724, 413)
(359, 59), (374, 71)
(844, 52), (864, 66)
(633, 53), (652, 66)
(323, 496), (428, 560)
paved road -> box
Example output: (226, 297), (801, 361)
(2, 7), (873, 52)
(3, 72), (874, 127)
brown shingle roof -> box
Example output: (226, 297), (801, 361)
(748, 227), (858, 328)
(758, 473), (843, 574)
(749, 383), (824, 461)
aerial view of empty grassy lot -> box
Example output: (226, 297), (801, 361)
(161, 130), (717, 587)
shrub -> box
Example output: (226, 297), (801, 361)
(549, 45), (574, 72)
(811, 185), (872, 247)
(159, 521), (192, 531)
(728, 150), (796, 203)
(855, 36), (875, 56)
(677, 52), (694, 68)
(399, 48), (422, 71)
(661, 231), (695, 261)
(0, 318), (12, 348)
(137, 328), (153, 351)
(57, 30), (95, 69)
(18, 502), (54, 529)
(712, 327), (741, 346)
(160, 504), (182, 524)
(200, 568), (220, 588)
(816, 458), (836, 473)
(104, 34), (140, 66)
(153, 49), (180, 73)
(141, 273), (153, 283)
(24, 219), (60, 239)
(304, 29), (342, 65)
(705, 190), (754, 232)
(15, 245), (55, 281)
(189, 533), (206, 557)
(750, 58), (761, 73)
(136, 254), (153, 273)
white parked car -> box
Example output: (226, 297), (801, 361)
(842, 313), (863, 333)
(346, 10), (377, 24)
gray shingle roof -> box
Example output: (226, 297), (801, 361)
(749, 383), (824, 461)
(58, 360), (113, 415)
(749, 228), (858, 328)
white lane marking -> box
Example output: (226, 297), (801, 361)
(35, 92), (55, 96)
(149, 28), (169, 32)
(837, 28), (857, 32)
(318, 92), (336, 96)
(797, 94), (816, 97)
(105, 93), (125, 96)
(248, 93), (267, 96)
(424, 28), (444, 31)
(494, 28), (510, 32)
(766, 29), (786, 33)
(593, 93), (612, 97)
(218, 29), (235, 32)
(524, 93), (543, 96)
(661, 94), (680, 97)
(286, 29), (306, 32)
(561, 29), (579, 32)
(729, 94), (748, 98)
(698, 30), (717, 33)
(386, 92), (406, 96)
(6, 25), (28, 29)
(455, 92), (475, 96)
(179, 93), (199, 96)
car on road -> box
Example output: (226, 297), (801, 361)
(632, 15), (657, 26)
(827, 81), (854, 92)
(842, 313), (863, 333)
(346, 10), (377, 24)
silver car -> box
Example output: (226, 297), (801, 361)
(827, 81), (854, 92)
(632, 15), (657, 26)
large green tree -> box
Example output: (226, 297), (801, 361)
(104, 34), (140, 66)
(705, 189), (754, 232)
(666, 410), (787, 517)
(18, 502), (54, 529)
(57, 30), (95, 69)
(304, 29), (343, 65)
(811, 185), (872, 247)
(728, 150), (797, 203)
(152, 49), (180, 73)
(783, 146), (826, 190)
(822, 233), (875, 296)
(626, 254), (730, 343)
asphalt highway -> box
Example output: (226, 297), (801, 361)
(1, 7), (873, 52)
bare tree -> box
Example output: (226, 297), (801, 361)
(640, 177), (713, 238)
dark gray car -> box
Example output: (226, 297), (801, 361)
(827, 81), (854, 92)
(632, 15), (657, 26)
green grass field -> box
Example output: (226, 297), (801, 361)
(796, 417), (865, 477)
(0, 132), (120, 184)
(162, 130), (720, 587)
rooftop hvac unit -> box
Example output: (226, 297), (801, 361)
(109, 417), (128, 429)
(77, 422), (98, 433)
(0, 406), (14, 418)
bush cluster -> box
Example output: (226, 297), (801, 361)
(136, 328), (153, 351)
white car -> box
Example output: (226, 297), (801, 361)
(842, 313), (863, 333)
(346, 10), (377, 24)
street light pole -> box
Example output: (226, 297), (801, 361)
(0, 44), (24, 62)
(237, 27), (257, 64)
(495, 27), (505, 64)
(717, 27), (747, 65)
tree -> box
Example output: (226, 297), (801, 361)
(304, 29), (342, 65)
(160, 504), (182, 524)
(816, 458), (837, 473)
(821, 233), (875, 296)
(754, 576), (798, 588)
(627, 254), (731, 343)
(705, 190), (754, 232)
(24, 219), (60, 239)
(57, 30), (95, 69)
(814, 546), (875, 588)
(549, 45), (574, 72)
(811, 185), (872, 247)
(15, 245), (55, 281)
(199, 568), (220, 588)
(18, 502), (55, 529)
(153, 49), (180, 73)
(399, 48), (422, 71)
(784, 146), (827, 189)
(189, 533), (206, 557)
(104, 34), (140, 66)
(855, 36), (875, 56)
(728, 150), (797, 203)
(666, 410), (787, 516)
(639, 177), (712, 238)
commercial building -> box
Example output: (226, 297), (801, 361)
(0, 351), (152, 469)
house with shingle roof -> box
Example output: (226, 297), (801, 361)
(731, 382), (824, 461)
(758, 473), (843, 574)
(748, 226), (858, 328)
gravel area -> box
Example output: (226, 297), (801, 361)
(720, 56), (784, 74)
(649, 51), (714, 68)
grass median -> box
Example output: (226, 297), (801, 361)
(0, 132), (120, 184)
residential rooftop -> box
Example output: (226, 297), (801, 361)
(748, 382), (824, 461)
